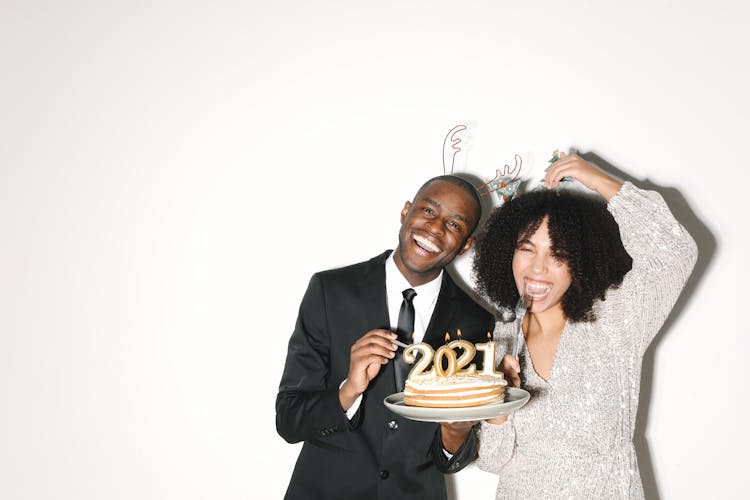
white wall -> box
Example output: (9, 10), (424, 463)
(1, 1), (747, 499)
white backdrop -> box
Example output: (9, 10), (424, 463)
(1, 1), (748, 499)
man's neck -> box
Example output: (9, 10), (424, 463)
(392, 250), (441, 287)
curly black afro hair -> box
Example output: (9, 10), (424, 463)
(473, 188), (633, 322)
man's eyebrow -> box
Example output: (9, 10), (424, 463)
(422, 197), (469, 224)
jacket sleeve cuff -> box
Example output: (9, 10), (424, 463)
(431, 425), (478, 474)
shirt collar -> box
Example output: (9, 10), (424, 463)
(385, 251), (443, 302)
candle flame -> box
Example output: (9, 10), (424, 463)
(486, 331), (492, 340)
(456, 329), (462, 338)
(444, 332), (450, 342)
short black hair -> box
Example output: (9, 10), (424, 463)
(416, 174), (483, 233)
(472, 188), (632, 322)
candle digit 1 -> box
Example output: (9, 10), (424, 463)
(475, 332), (498, 376)
(433, 345), (457, 377)
(403, 343), (435, 379)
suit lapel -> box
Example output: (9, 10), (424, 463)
(355, 252), (402, 392)
(423, 273), (457, 348)
(361, 257), (461, 389)
(356, 251), (391, 336)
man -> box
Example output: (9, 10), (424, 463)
(276, 175), (495, 500)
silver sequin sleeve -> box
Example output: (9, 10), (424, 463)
(476, 181), (697, 499)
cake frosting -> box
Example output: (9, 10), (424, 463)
(404, 373), (507, 408)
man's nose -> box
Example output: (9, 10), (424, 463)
(425, 218), (444, 235)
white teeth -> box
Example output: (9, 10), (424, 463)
(524, 281), (552, 298)
(414, 234), (440, 253)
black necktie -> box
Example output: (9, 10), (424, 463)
(397, 288), (417, 342)
(394, 288), (417, 391)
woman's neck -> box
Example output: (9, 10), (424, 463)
(525, 306), (566, 338)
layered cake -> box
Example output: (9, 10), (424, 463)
(403, 373), (506, 408)
(400, 335), (507, 408)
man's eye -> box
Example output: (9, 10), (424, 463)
(423, 207), (435, 215)
(447, 221), (460, 231)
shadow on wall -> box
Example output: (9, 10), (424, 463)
(584, 151), (715, 500)
(447, 171), (529, 320)
(448, 152), (715, 500)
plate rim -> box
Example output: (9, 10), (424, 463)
(383, 387), (530, 423)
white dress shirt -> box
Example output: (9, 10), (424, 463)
(343, 252), (443, 418)
(384, 252), (442, 344)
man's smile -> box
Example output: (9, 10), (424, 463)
(413, 234), (441, 254)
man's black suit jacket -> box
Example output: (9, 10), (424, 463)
(276, 251), (495, 500)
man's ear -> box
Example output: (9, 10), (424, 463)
(458, 236), (475, 255)
(400, 201), (412, 223)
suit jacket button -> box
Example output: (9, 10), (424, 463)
(379, 470), (389, 479)
(387, 420), (398, 430)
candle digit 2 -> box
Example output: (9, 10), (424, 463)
(403, 343), (435, 379)
(447, 340), (477, 375)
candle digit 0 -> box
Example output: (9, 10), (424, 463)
(433, 345), (458, 377)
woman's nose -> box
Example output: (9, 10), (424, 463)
(532, 253), (547, 273)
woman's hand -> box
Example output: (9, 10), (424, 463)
(499, 353), (521, 388)
(544, 152), (623, 201)
(486, 415), (509, 425)
(484, 354), (521, 425)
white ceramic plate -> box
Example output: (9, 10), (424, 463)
(383, 387), (531, 423)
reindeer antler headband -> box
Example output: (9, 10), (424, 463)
(442, 124), (524, 203)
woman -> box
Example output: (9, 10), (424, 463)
(471, 154), (697, 498)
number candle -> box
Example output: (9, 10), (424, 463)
(403, 343), (435, 380)
(404, 330), (494, 379)
(475, 331), (499, 376)
(447, 329), (476, 375)
(434, 345), (458, 377)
